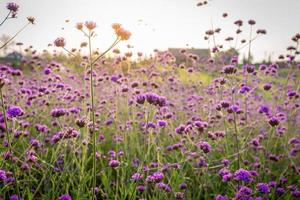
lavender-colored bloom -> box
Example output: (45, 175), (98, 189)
(263, 83), (272, 91)
(180, 183), (187, 190)
(110, 75), (119, 82)
(216, 195), (229, 200)
(244, 64), (255, 73)
(51, 108), (68, 118)
(157, 120), (167, 127)
(0, 170), (6, 181)
(58, 194), (72, 200)
(240, 85), (251, 94)
(235, 186), (253, 200)
(292, 190), (300, 197)
(7, 106), (24, 118)
(131, 173), (143, 181)
(156, 182), (171, 192)
(234, 168), (252, 182)
(268, 116), (279, 127)
(10, 195), (19, 200)
(152, 171), (164, 181)
(258, 106), (269, 114)
(44, 67), (51, 75)
(221, 159), (230, 166)
(197, 141), (211, 153)
(109, 160), (120, 168)
(175, 192), (185, 199)
(136, 94), (146, 104)
(175, 124), (186, 134)
(136, 185), (145, 192)
(256, 183), (270, 193)
(222, 65), (237, 74)
(6, 3), (19, 12)
(276, 187), (285, 196)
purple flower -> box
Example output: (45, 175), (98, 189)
(6, 3), (19, 12)
(218, 168), (232, 182)
(131, 173), (143, 181)
(10, 195), (19, 200)
(0, 170), (6, 181)
(175, 124), (186, 134)
(216, 195), (228, 200)
(256, 183), (270, 193)
(240, 85), (251, 94)
(222, 65), (237, 74)
(292, 190), (300, 197)
(58, 194), (72, 200)
(44, 67), (51, 75)
(7, 106), (24, 118)
(197, 141), (211, 153)
(268, 116), (279, 127)
(275, 187), (285, 196)
(263, 83), (272, 91)
(136, 94), (146, 104)
(136, 185), (145, 192)
(235, 186), (253, 200)
(258, 106), (269, 114)
(244, 64), (255, 73)
(110, 75), (119, 82)
(175, 192), (185, 200)
(51, 108), (68, 118)
(109, 160), (120, 168)
(179, 183), (187, 190)
(157, 120), (167, 127)
(152, 171), (164, 181)
(155, 182), (171, 192)
(234, 168), (252, 182)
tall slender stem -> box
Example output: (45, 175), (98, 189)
(88, 31), (97, 200)
(0, 88), (21, 199)
(0, 22), (30, 49)
(0, 11), (11, 27)
(91, 37), (120, 66)
(247, 25), (253, 64)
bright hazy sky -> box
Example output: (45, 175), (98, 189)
(1, 0), (300, 61)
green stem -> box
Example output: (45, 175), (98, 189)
(88, 31), (97, 200)
(0, 88), (21, 199)
(0, 11), (12, 27)
(91, 37), (120, 66)
(0, 22), (30, 49)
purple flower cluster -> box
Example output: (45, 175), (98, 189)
(136, 93), (167, 107)
(6, 105), (24, 118)
(234, 168), (252, 182)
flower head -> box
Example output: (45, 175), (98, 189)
(27, 16), (35, 24)
(58, 194), (72, 200)
(112, 23), (131, 40)
(76, 22), (83, 30)
(256, 183), (270, 194)
(234, 168), (252, 182)
(109, 160), (120, 168)
(6, 2), (19, 12)
(7, 106), (24, 118)
(54, 37), (66, 47)
(248, 19), (256, 25)
(85, 21), (96, 30)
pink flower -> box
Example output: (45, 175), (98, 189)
(54, 37), (66, 47)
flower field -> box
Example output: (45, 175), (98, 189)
(0, 1), (300, 200)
